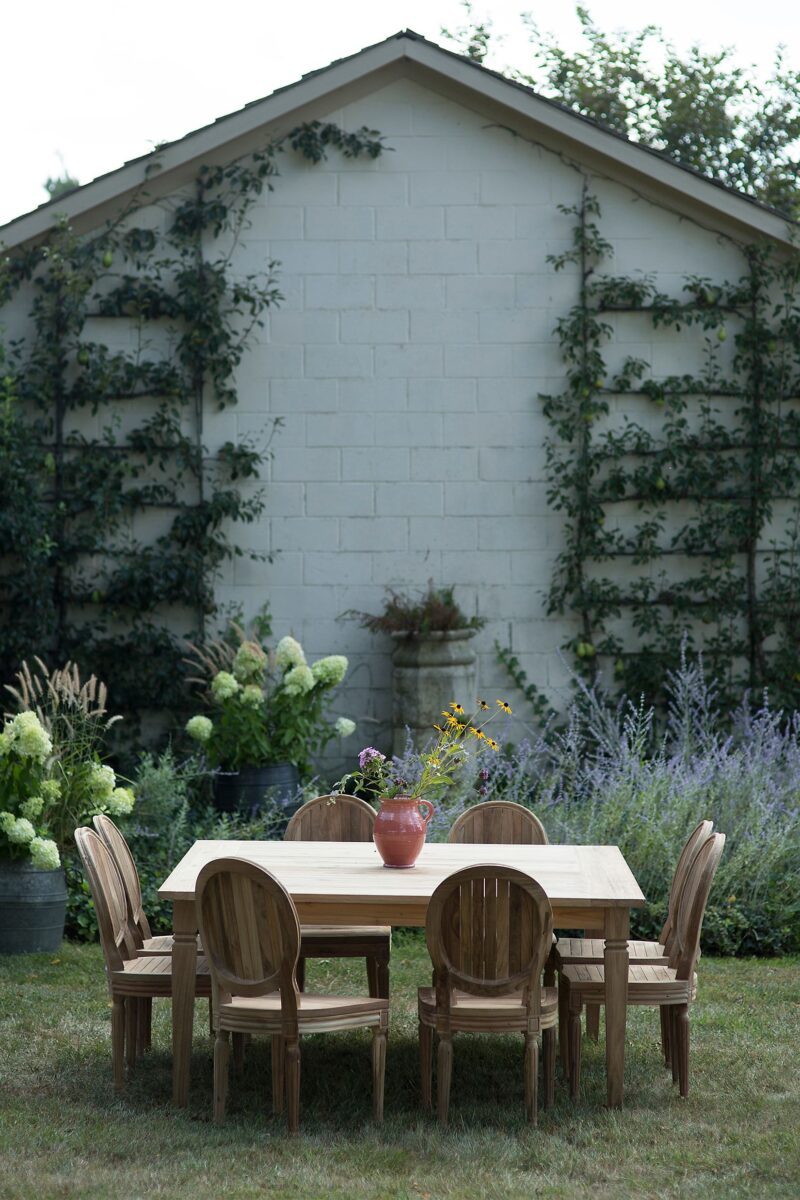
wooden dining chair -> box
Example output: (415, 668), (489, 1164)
(284, 794), (391, 997)
(562, 831), (725, 1099)
(196, 856), (388, 1133)
(74, 826), (212, 1090)
(448, 800), (549, 846)
(418, 864), (557, 1126)
(553, 819), (714, 1065)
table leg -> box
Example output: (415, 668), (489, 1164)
(604, 906), (629, 1108)
(172, 898), (197, 1107)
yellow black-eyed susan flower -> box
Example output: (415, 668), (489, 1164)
(487, 738), (499, 751)
(450, 702), (464, 714)
(478, 699), (490, 711)
(496, 699), (513, 715)
(470, 727), (485, 739)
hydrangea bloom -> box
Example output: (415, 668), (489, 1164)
(7, 816), (35, 844)
(186, 715), (213, 743)
(283, 664), (315, 696)
(241, 684), (264, 708)
(29, 837), (60, 871)
(275, 636), (306, 670)
(311, 655), (348, 686)
(9, 711), (53, 761)
(107, 787), (135, 817)
(334, 717), (356, 738)
(20, 796), (44, 820)
(233, 640), (267, 685)
(0, 812), (16, 835)
(90, 763), (116, 801)
(212, 671), (240, 701)
(41, 779), (61, 800)
(0, 729), (13, 756)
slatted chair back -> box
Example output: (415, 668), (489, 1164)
(448, 801), (548, 846)
(74, 827), (137, 976)
(284, 793), (376, 842)
(660, 819), (714, 949)
(426, 865), (553, 1026)
(669, 832), (726, 981)
(196, 857), (301, 1025)
(92, 813), (153, 946)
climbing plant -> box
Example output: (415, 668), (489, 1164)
(542, 183), (800, 708)
(0, 121), (384, 731)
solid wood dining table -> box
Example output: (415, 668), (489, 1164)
(159, 839), (645, 1108)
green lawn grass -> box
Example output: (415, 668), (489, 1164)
(1, 936), (798, 1200)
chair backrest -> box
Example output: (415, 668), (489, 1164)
(74, 826), (136, 977)
(92, 813), (152, 945)
(196, 857), (301, 1024)
(284, 793), (376, 842)
(669, 831), (726, 980)
(426, 865), (553, 1026)
(448, 801), (548, 846)
(660, 819), (714, 948)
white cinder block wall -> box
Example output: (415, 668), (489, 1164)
(209, 76), (746, 767)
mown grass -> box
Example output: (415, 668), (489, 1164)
(1, 937), (798, 1200)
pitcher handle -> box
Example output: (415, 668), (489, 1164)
(418, 798), (434, 826)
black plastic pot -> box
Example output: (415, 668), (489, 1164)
(213, 763), (301, 824)
(0, 859), (67, 955)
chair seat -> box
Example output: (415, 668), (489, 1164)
(554, 937), (668, 966)
(418, 986), (558, 1033)
(111, 954), (212, 997)
(137, 932), (203, 956)
(562, 962), (695, 1004)
(218, 991), (388, 1034)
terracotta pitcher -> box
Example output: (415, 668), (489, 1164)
(373, 795), (434, 868)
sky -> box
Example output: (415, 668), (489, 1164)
(2, 0), (798, 228)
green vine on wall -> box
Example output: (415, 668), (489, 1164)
(0, 121), (385, 733)
(542, 185), (800, 708)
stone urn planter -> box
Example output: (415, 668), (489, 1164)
(391, 629), (478, 755)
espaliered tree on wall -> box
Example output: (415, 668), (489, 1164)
(0, 122), (384, 730)
(543, 182), (800, 708)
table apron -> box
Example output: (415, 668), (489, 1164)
(294, 900), (608, 929)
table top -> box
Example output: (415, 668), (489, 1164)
(159, 840), (645, 909)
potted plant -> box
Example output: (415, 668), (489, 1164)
(338, 699), (509, 867)
(345, 582), (486, 755)
(0, 660), (135, 954)
(185, 627), (355, 817)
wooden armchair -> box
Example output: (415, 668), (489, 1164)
(448, 800), (548, 846)
(562, 831), (725, 1099)
(418, 864), (557, 1126)
(284, 794), (391, 997)
(196, 856), (388, 1133)
(74, 827), (211, 1090)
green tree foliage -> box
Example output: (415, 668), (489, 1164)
(443, 4), (800, 216)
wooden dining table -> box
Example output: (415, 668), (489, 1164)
(159, 839), (645, 1109)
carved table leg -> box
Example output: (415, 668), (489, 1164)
(171, 897), (198, 1107)
(604, 906), (630, 1109)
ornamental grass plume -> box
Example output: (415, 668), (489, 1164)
(185, 628), (355, 776)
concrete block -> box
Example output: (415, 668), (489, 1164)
(343, 448), (410, 482)
(376, 275), (445, 310)
(411, 172), (481, 205)
(377, 207), (445, 240)
(445, 481), (513, 516)
(305, 275), (374, 309)
(376, 344), (443, 377)
(441, 549), (511, 585)
(272, 447), (341, 482)
(268, 311), (339, 344)
(478, 240), (546, 275)
(338, 173), (408, 205)
(339, 379), (407, 413)
(305, 345), (373, 378)
(408, 378), (476, 412)
(370, 551), (445, 587)
(340, 310), (409, 344)
(339, 241), (408, 274)
(446, 275), (515, 310)
(411, 447), (478, 481)
(306, 482), (374, 517)
(409, 240), (478, 275)
(271, 516), (340, 552)
(478, 309), (552, 343)
(409, 310), (478, 344)
(478, 516), (545, 551)
(479, 171), (552, 205)
(263, 483), (304, 517)
(409, 516), (477, 551)
(304, 552), (374, 585)
(341, 517), (408, 551)
(307, 412), (375, 448)
(269, 379), (338, 414)
(376, 481), (443, 516)
(444, 344), (514, 378)
(479, 445), (547, 481)
(272, 240), (339, 274)
(445, 205), (509, 240)
(378, 412), (443, 447)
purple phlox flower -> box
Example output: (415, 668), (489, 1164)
(358, 746), (386, 770)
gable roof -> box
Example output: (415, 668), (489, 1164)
(2, 30), (795, 249)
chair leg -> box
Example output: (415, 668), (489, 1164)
(376, 957), (390, 1000)
(675, 1005), (690, 1098)
(143, 998), (152, 1052)
(271, 1035), (285, 1115)
(586, 1004), (601, 1042)
(372, 1025), (387, 1122)
(136, 997), (149, 1059)
(544, 944), (556, 988)
(524, 1033), (539, 1125)
(437, 1034), (453, 1127)
(419, 1020), (433, 1109)
(660, 1005), (671, 1068)
(542, 1027), (556, 1109)
(232, 1032), (246, 1074)
(366, 956), (378, 997)
(125, 997), (138, 1069)
(558, 973), (570, 1074)
(213, 1030), (230, 1123)
(111, 996), (125, 1092)
(670, 1008), (680, 1084)
(208, 997), (214, 1039)
(568, 1006), (582, 1101)
(285, 1037), (301, 1134)
(296, 958), (306, 992)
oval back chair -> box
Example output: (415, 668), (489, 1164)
(284, 792), (376, 842)
(448, 801), (548, 846)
